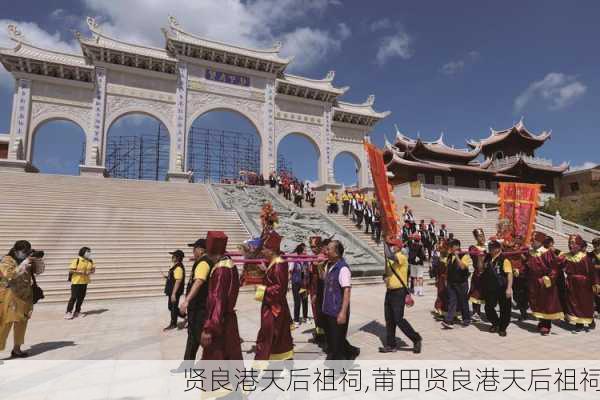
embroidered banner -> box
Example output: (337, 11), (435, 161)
(364, 141), (399, 238)
(498, 182), (542, 246)
(205, 68), (250, 87)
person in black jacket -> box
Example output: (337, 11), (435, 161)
(163, 250), (185, 331)
(408, 234), (427, 296)
(482, 240), (513, 336)
(442, 239), (472, 329)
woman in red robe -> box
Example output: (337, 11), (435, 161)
(254, 231), (294, 363)
(526, 231), (564, 335)
(200, 231), (243, 361)
(560, 235), (597, 331)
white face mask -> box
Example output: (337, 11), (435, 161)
(84, 251), (92, 259)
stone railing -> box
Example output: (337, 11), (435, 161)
(419, 186), (600, 242)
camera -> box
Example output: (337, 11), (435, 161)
(29, 250), (45, 258)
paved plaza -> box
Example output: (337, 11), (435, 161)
(2, 282), (598, 361)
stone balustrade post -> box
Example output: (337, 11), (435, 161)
(458, 199), (464, 213)
(482, 204), (487, 220)
(554, 211), (563, 233)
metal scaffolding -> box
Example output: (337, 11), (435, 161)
(187, 126), (260, 183)
(105, 123), (169, 181)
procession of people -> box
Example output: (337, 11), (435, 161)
(1, 193), (599, 365)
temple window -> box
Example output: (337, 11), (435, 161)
(417, 173), (426, 183)
(494, 151), (504, 160)
(448, 176), (455, 186)
(434, 175), (442, 185)
(479, 179), (487, 189)
(570, 182), (580, 193)
(490, 181), (498, 190)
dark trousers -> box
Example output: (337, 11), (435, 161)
(168, 294), (182, 326)
(374, 223), (381, 243)
(384, 289), (421, 347)
(445, 282), (470, 324)
(484, 287), (511, 331)
(66, 284), (88, 313)
(364, 220), (372, 234)
(513, 277), (528, 316)
(183, 308), (206, 361)
(356, 211), (364, 228)
(292, 283), (308, 322)
(342, 201), (349, 216)
(324, 313), (358, 360)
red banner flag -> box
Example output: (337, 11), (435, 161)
(498, 182), (542, 246)
(364, 140), (399, 238)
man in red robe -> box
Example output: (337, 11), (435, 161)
(308, 236), (326, 344)
(200, 231), (242, 361)
(559, 234), (597, 332)
(255, 231), (294, 363)
(433, 239), (449, 319)
(590, 238), (600, 322)
(526, 231), (564, 335)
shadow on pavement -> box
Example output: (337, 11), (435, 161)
(358, 320), (409, 347)
(1, 340), (77, 359)
(82, 308), (109, 316)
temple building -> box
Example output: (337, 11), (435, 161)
(383, 119), (569, 195)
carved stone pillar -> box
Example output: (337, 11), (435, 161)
(263, 80), (276, 175)
(0, 79), (31, 172)
(80, 68), (107, 177)
(167, 62), (192, 182)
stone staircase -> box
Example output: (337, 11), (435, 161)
(0, 172), (250, 303)
(326, 212), (384, 255)
(395, 193), (571, 250)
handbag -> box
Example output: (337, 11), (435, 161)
(386, 255), (415, 307)
(32, 273), (44, 304)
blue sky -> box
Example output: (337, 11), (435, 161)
(1, 0), (599, 185)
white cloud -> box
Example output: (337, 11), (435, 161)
(370, 18), (392, 32)
(83, 0), (346, 72)
(440, 60), (465, 76)
(0, 19), (80, 89)
(440, 50), (480, 76)
(337, 23), (351, 40)
(570, 161), (597, 171)
(375, 31), (412, 65)
(514, 72), (587, 112)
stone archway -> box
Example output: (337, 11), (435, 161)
(333, 150), (362, 187)
(30, 118), (87, 175)
(186, 107), (262, 183)
(276, 131), (322, 183)
(104, 112), (171, 181)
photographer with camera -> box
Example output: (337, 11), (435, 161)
(0, 240), (45, 358)
(65, 247), (95, 319)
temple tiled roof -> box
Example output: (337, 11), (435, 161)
(488, 154), (569, 173)
(467, 118), (551, 150)
(392, 126), (481, 162)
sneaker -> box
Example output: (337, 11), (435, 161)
(489, 325), (498, 333)
(163, 324), (177, 331)
(471, 313), (481, 322)
(441, 321), (454, 329)
(540, 327), (550, 336)
(64, 312), (73, 320)
(73, 312), (80, 318)
(498, 331), (507, 337)
(378, 345), (397, 353)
